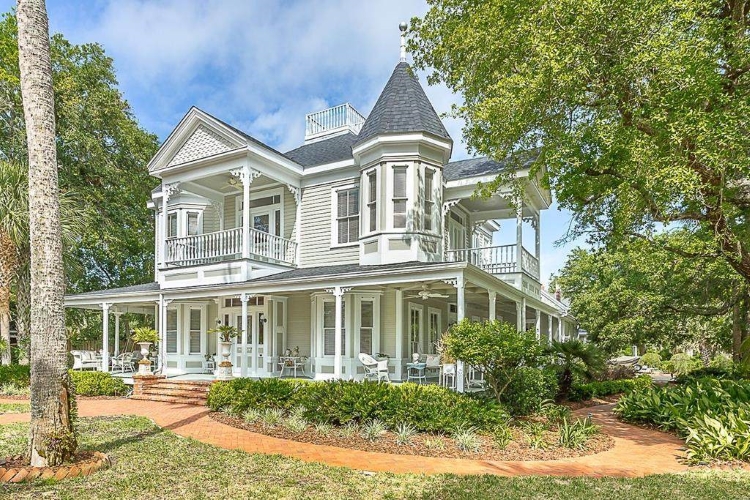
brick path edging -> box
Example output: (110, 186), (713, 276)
(0, 451), (110, 483)
(0, 398), (693, 477)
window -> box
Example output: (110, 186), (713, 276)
(274, 209), (281, 236)
(393, 166), (407, 228)
(359, 300), (374, 355)
(166, 309), (178, 353)
(424, 169), (434, 232)
(187, 212), (200, 236)
(367, 172), (377, 232)
(323, 301), (345, 356)
(428, 309), (441, 354)
(167, 213), (178, 238)
(409, 304), (422, 354)
(336, 187), (359, 244)
(189, 309), (201, 354)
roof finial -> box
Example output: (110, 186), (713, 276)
(399, 22), (408, 62)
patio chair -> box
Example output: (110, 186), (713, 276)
(424, 355), (441, 380)
(111, 353), (134, 374)
(440, 363), (456, 390)
(465, 365), (487, 392)
(358, 353), (389, 382)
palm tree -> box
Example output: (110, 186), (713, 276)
(17, 0), (77, 466)
(547, 340), (606, 399)
(0, 161), (26, 365)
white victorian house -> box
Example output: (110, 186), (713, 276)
(65, 48), (576, 389)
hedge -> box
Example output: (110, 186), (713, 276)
(568, 375), (652, 402)
(0, 364), (31, 387)
(69, 370), (129, 396)
(208, 378), (509, 433)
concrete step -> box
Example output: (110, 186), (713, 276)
(130, 394), (207, 406)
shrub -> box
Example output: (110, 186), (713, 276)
(261, 408), (284, 427)
(558, 417), (598, 449)
(442, 319), (544, 404)
(501, 366), (558, 415)
(546, 340), (605, 398)
(209, 378), (510, 434)
(539, 400), (572, 423)
(664, 353), (702, 376)
(639, 352), (662, 370)
(69, 370), (128, 396)
(361, 419), (388, 441)
(568, 375), (652, 402)
(453, 427), (481, 452)
(394, 422), (417, 445)
(242, 408), (261, 424)
(615, 378), (750, 462)
(492, 424), (513, 449)
(314, 422), (333, 436)
(0, 364), (31, 388)
(708, 354), (734, 371)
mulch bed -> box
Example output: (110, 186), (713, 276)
(0, 451), (110, 483)
(211, 412), (613, 461)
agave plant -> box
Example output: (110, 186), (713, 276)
(547, 340), (605, 399)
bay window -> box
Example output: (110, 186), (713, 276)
(367, 171), (377, 232)
(393, 166), (407, 228)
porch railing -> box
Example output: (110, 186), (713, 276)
(445, 244), (540, 280)
(165, 227), (297, 267)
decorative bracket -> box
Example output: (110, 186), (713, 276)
(442, 199), (460, 217)
(163, 182), (181, 201)
(230, 166), (261, 186)
(325, 287), (352, 296)
(209, 199), (224, 215)
(523, 215), (539, 230)
(287, 185), (301, 205)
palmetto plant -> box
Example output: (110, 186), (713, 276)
(0, 160), (86, 365)
(547, 340), (605, 399)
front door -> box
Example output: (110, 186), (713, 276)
(409, 304), (424, 356)
(229, 310), (267, 375)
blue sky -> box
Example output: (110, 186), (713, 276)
(3, 0), (586, 284)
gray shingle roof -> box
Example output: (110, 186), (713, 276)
(248, 260), (451, 283)
(69, 282), (161, 298)
(284, 132), (358, 167)
(443, 150), (539, 181)
(355, 62), (451, 146)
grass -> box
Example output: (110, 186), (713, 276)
(0, 416), (748, 499)
(0, 403), (29, 414)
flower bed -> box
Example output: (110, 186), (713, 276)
(568, 376), (652, 402)
(208, 379), (611, 460)
(615, 378), (750, 463)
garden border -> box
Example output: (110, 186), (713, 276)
(0, 451), (110, 483)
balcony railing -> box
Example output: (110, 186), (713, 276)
(305, 103), (366, 140)
(165, 227), (297, 267)
(445, 244), (540, 280)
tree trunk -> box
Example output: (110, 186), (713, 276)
(733, 299), (743, 363)
(17, 0), (76, 466)
(15, 266), (31, 364)
(0, 285), (10, 365)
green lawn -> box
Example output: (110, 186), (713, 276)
(1, 417), (748, 499)
(0, 402), (29, 414)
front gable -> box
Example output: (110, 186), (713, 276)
(167, 124), (238, 167)
(148, 107), (247, 174)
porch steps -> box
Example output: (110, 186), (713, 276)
(131, 379), (214, 406)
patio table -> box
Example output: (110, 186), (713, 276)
(406, 362), (427, 384)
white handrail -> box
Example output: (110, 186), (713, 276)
(165, 227), (297, 267)
(445, 244), (539, 279)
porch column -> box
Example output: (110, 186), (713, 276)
(159, 296), (173, 373)
(515, 197), (523, 273)
(160, 183), (179, 266)
(488, 291), (497, 322)
(242, 168), (251, 259)
(516, 301), (523, 331)
(240, 293), (249, 377)
(333, 286), (347, 379)
(288, 185), (302, 265)
(534, 213), (541, 262)
(113, 310), (123, 356)
(548, 313), (553, 344)
(455, 275), (466, 393)
(395, 288), (404, 380)
(534, 308), (541, 341)
(100, 302), (111, 372)
(561, 319), (566, 341)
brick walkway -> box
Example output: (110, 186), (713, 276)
(0, 398), (688, 477)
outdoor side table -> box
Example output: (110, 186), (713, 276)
(406, 362), (427, 384)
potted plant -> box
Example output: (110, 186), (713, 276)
(131, 327), (158, 375)
(209, 324), (238, 380)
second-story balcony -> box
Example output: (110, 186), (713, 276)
(164, 227), (298, 268)
(445, 244), (540, 280)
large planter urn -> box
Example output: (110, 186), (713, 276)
(137, 342), (153, 375)
(217, 341), (234, 380)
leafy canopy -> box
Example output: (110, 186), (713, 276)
(443, 319), (544, 403)
(0, 11), (159, 293)
(410, 0), (750, 283)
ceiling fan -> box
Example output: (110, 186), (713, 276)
(406, 285), (450, 300)
(218, 175), (242, 192)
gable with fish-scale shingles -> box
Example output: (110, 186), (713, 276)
(167, 124), (239, 167)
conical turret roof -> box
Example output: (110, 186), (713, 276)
(355, 62), (451, 146)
